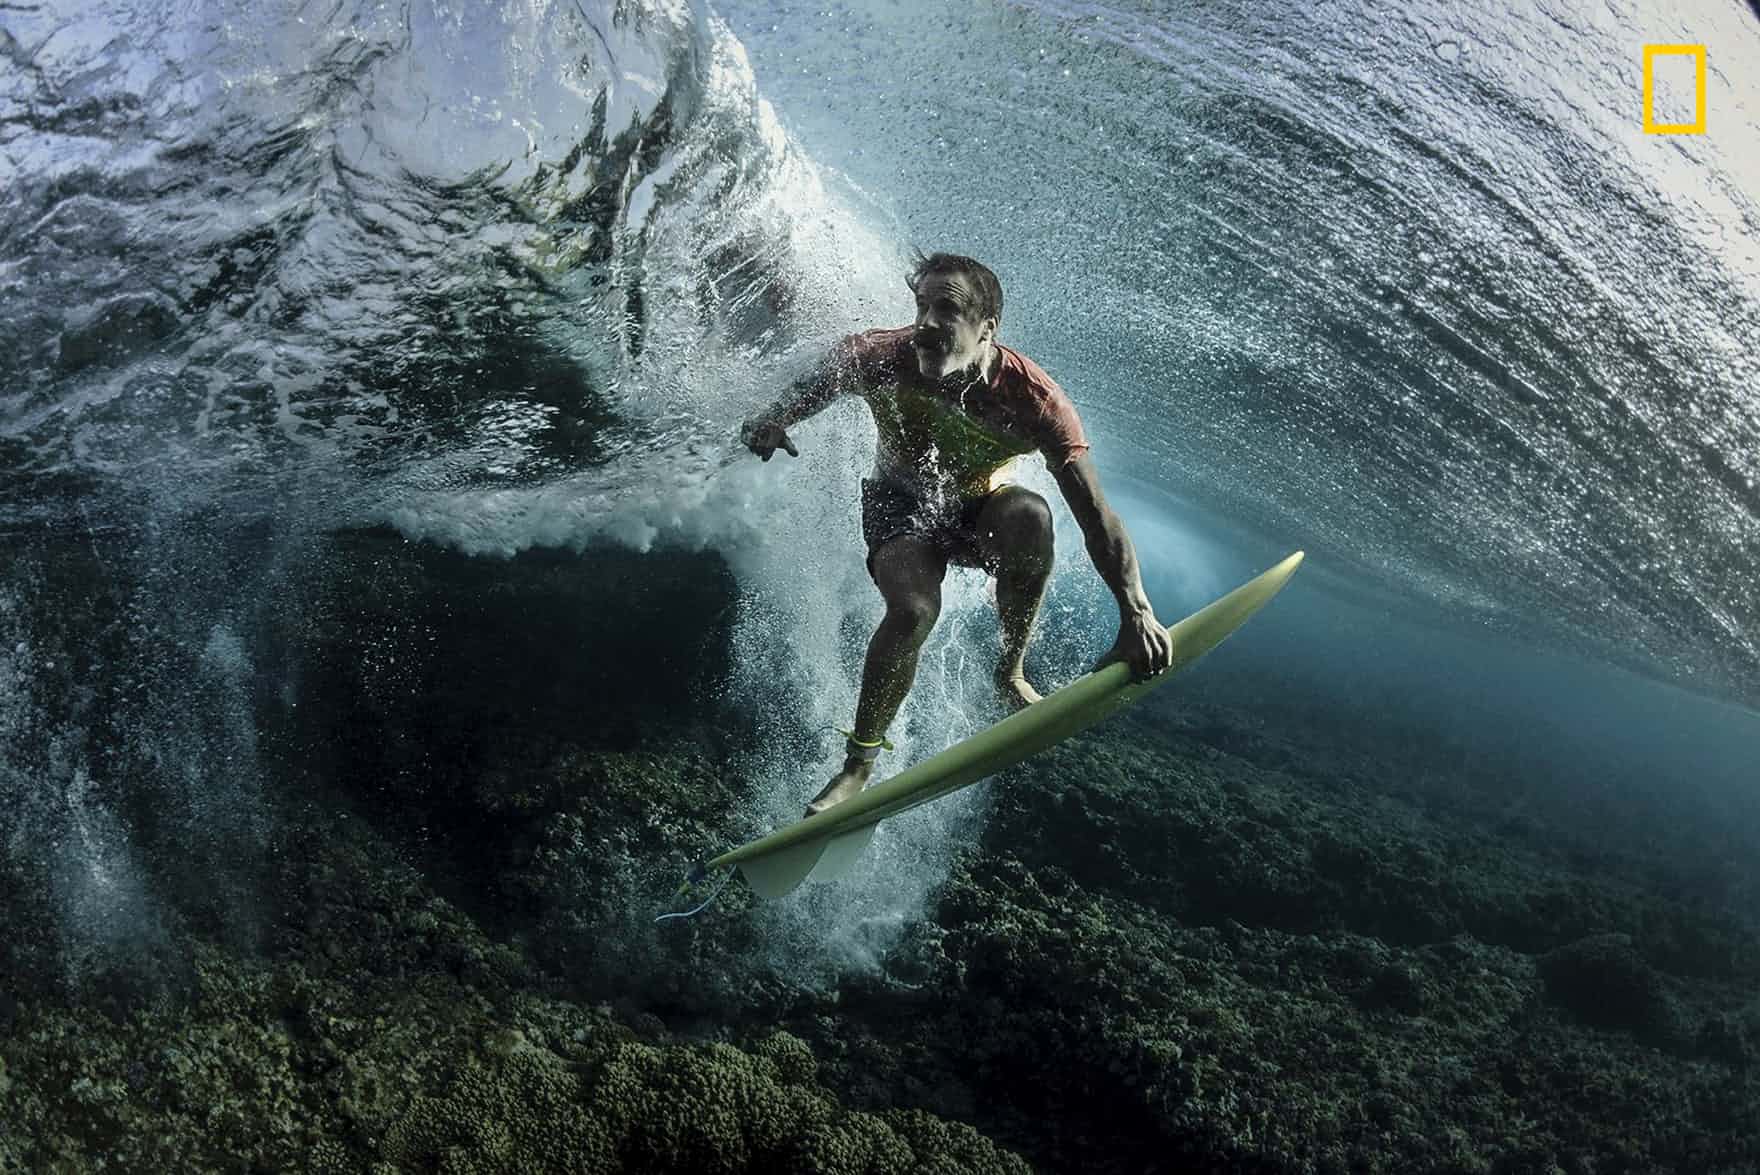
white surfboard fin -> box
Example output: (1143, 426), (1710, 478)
(736, 833), (831, 899)
(804, 822), (879, 885)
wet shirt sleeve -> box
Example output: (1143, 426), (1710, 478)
(828, 327), (911, 394)
(1018, 362), (1091, 470)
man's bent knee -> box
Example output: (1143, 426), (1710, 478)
(978, 488), (1054, 569)
(884, 592), (941, 643)
(869, 535), (945, 642)
(871, 534), (947, 593)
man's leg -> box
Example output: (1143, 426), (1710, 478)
(806, 534), (947, 815)
(974, 486), (1055, 709)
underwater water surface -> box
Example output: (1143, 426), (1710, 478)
(2, 0), (1758, 1171)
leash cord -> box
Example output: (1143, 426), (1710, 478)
(654, 867), (734, 923)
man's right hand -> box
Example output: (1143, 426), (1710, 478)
(741, 420), (799, 461)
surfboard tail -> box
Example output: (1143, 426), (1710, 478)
(736, 823), (879, 898)
(737, 835), (829, 899)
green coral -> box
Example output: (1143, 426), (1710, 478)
(794, 1110), (916, 1174)
(374, 1034), (1031, 1175)
(307, 1136), (361, 1174)
(880, 1108), (1035, 1175)
(1538, 934), (1689, 1049)
(749, 1030), (817, 1085)
(380, 1041), (614, 1174)
(606, 1041), (822, 1171)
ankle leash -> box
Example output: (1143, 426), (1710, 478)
(836, 727), (893, 763)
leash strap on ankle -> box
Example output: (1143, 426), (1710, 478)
(837, 727), (893, 761)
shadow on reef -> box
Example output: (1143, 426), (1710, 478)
(284, 529), (807, 1021)
(290, 529), (738, 906)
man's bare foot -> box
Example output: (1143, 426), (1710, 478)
(994, 670), (1043, 711)
(805, 759), (874, 818)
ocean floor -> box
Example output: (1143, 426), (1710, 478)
(2, 534), (1756, 1173)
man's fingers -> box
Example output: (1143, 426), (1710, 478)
(1131, 635), (1170, 679)
(751, 427), (797, 459)
(741, 422), (795, 461)
(1094, 624), (1173, 680)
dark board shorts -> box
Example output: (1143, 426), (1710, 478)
(860, 477), (1002, 581)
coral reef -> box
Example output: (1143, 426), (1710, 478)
(5, 535), (1756, 1173)
(1537, 933), (1691, 1049)
(0, 803), (1031, 1173)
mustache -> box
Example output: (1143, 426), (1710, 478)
(913, 333), (949, 351)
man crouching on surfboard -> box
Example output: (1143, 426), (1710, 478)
(741, 252), (1174, 816)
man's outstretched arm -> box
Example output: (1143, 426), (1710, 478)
(740, 345), (859, 460)
(1050, 453), (1175, 677)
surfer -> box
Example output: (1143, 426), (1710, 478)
(741, 252), (1174, 815)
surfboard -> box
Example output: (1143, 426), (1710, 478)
(708, 550), (1304, 899)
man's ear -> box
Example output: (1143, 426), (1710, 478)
(981, 316), (999, 343)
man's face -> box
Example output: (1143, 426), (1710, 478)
(912, 272), (996, 382)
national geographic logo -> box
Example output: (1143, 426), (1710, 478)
(1642, 44), (1706, 134)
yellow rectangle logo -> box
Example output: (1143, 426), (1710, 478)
(1643, 44), (1706, 134)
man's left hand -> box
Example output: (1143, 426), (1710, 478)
(1095, 608), (1174, 680)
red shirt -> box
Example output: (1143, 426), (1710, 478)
(834, 327), (1090, 499)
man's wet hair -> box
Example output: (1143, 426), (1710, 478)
(906, 250), (1003, 325)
